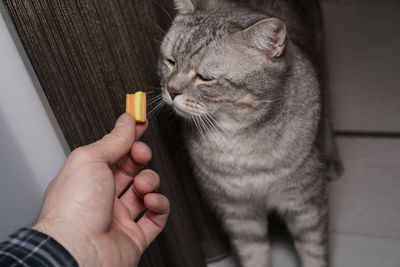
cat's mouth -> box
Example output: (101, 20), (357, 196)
(173, 99), (208, 119)
(161, 88), (207, 119)
(172, 104), (194, 118)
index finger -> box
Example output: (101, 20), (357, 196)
(137, 193), (170, 245)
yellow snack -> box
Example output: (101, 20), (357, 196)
(126, 91), (147, 122)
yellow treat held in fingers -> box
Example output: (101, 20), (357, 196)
(126, 91), (147, 122)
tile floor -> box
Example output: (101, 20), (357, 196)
(209, 1), (400, 266)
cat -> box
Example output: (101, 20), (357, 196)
(157, 0), (341, 266)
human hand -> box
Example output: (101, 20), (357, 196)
(32, 113), (170, 267)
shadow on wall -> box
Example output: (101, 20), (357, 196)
(0, 112), (43, 240)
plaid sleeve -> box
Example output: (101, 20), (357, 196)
(0, 228), (78, 267)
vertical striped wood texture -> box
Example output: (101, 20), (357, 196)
(3, 0), (228, 266)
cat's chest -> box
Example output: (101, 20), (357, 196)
(190, 134), (265, 166)
(187, 133), (285, 197)
(189, 130), (278, 167)
(187, 130), (320, 204)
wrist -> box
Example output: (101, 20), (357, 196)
(32, 220), (99, 267)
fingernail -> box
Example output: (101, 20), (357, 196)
(143, 172), (154, 187)
(115, 113), (131, 127)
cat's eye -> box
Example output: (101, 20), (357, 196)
(196, 73), (214, 82)
(165, 58), (176, 66)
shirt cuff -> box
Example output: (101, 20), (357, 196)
(0, 228), (78, 267)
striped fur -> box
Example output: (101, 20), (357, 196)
(158, 1), (332, 266)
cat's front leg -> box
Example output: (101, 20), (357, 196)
(283, 201), (329, 267)
(217, 200), (270, 267)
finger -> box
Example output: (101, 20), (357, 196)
(119, 170), (160, 218)
(85, 113), (136, 165)
(133, 169), (160, 198)
(135, 120), (148, 140)
(116, 141), (152, 176)
(115, 142), (152, 179)
(137, 193), (170, 245)
(114, 143), (152, 195)
(113, 164), (135, 197)
(117, 189), (144, 219)
(131, 142), (152, 166)
(112, 199), (147, 254)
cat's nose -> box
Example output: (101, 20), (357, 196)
(167, 87), (181, 100)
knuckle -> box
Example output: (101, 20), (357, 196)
(142, 169), (159, 181)
(103, 131), (131, 147)
(140, 142), (152, 155)
(162, 196), (170, 211)
(135, 141), (148, 148)
(132, 141), (152, 162)
(70, 146), (93, 161)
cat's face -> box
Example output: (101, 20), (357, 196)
(158, 9), (288, 124)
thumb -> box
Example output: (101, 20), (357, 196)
(87, 113), (136, 165)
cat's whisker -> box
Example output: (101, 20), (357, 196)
(143, 87), (162, 94)
(155, 101), (168, 115)
(194, 115), (207, 143)
(191, 115), (198, 135)
(149, 19), (167, 35)
(147, 95), (163, 106)
(198, 116), (212, 143)
(202, 114), (223, 145)
(147, 104), (162, 118)
(191, 115), (201, 139)
(235, 116), (247, 126)
(165, 107), (177, 120)
(203, 114), (223, 145)
(148, 105), (165, 119)
(202, 114), (215, 132)
(147, 99), (162, 108)
(202, 114), (223, 143)
(152, 105), (167, 118)
(153, 0), (174, 23)
(211, 119), (229, 145)
(193, 103), (226, 141)
(148, 99), (166, 118)
(128, 88), (159, 95)
(145, 92), (161, 97)
(260, 97), (284, 103)
(194, 116), (205, 140)
(146, 97), (162, 108)
(208, 113), (232, 140)
(145, 86), (161, 90)
(144, 89), (161, 93)
(147, 91), (162, 97)
(148, 92), (162, 98)
(188, 115), (196, 132)
(146, 37), (163, 45)
(186, 103), (214, 143)
(201, 117), (214, 146)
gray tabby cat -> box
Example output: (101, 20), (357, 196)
(157, 0), (341, 266)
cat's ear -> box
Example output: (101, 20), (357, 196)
(174, 0), (195, 15)
(237, 18), (287, 58)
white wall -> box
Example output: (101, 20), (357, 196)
(0, 3), (69, 239)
